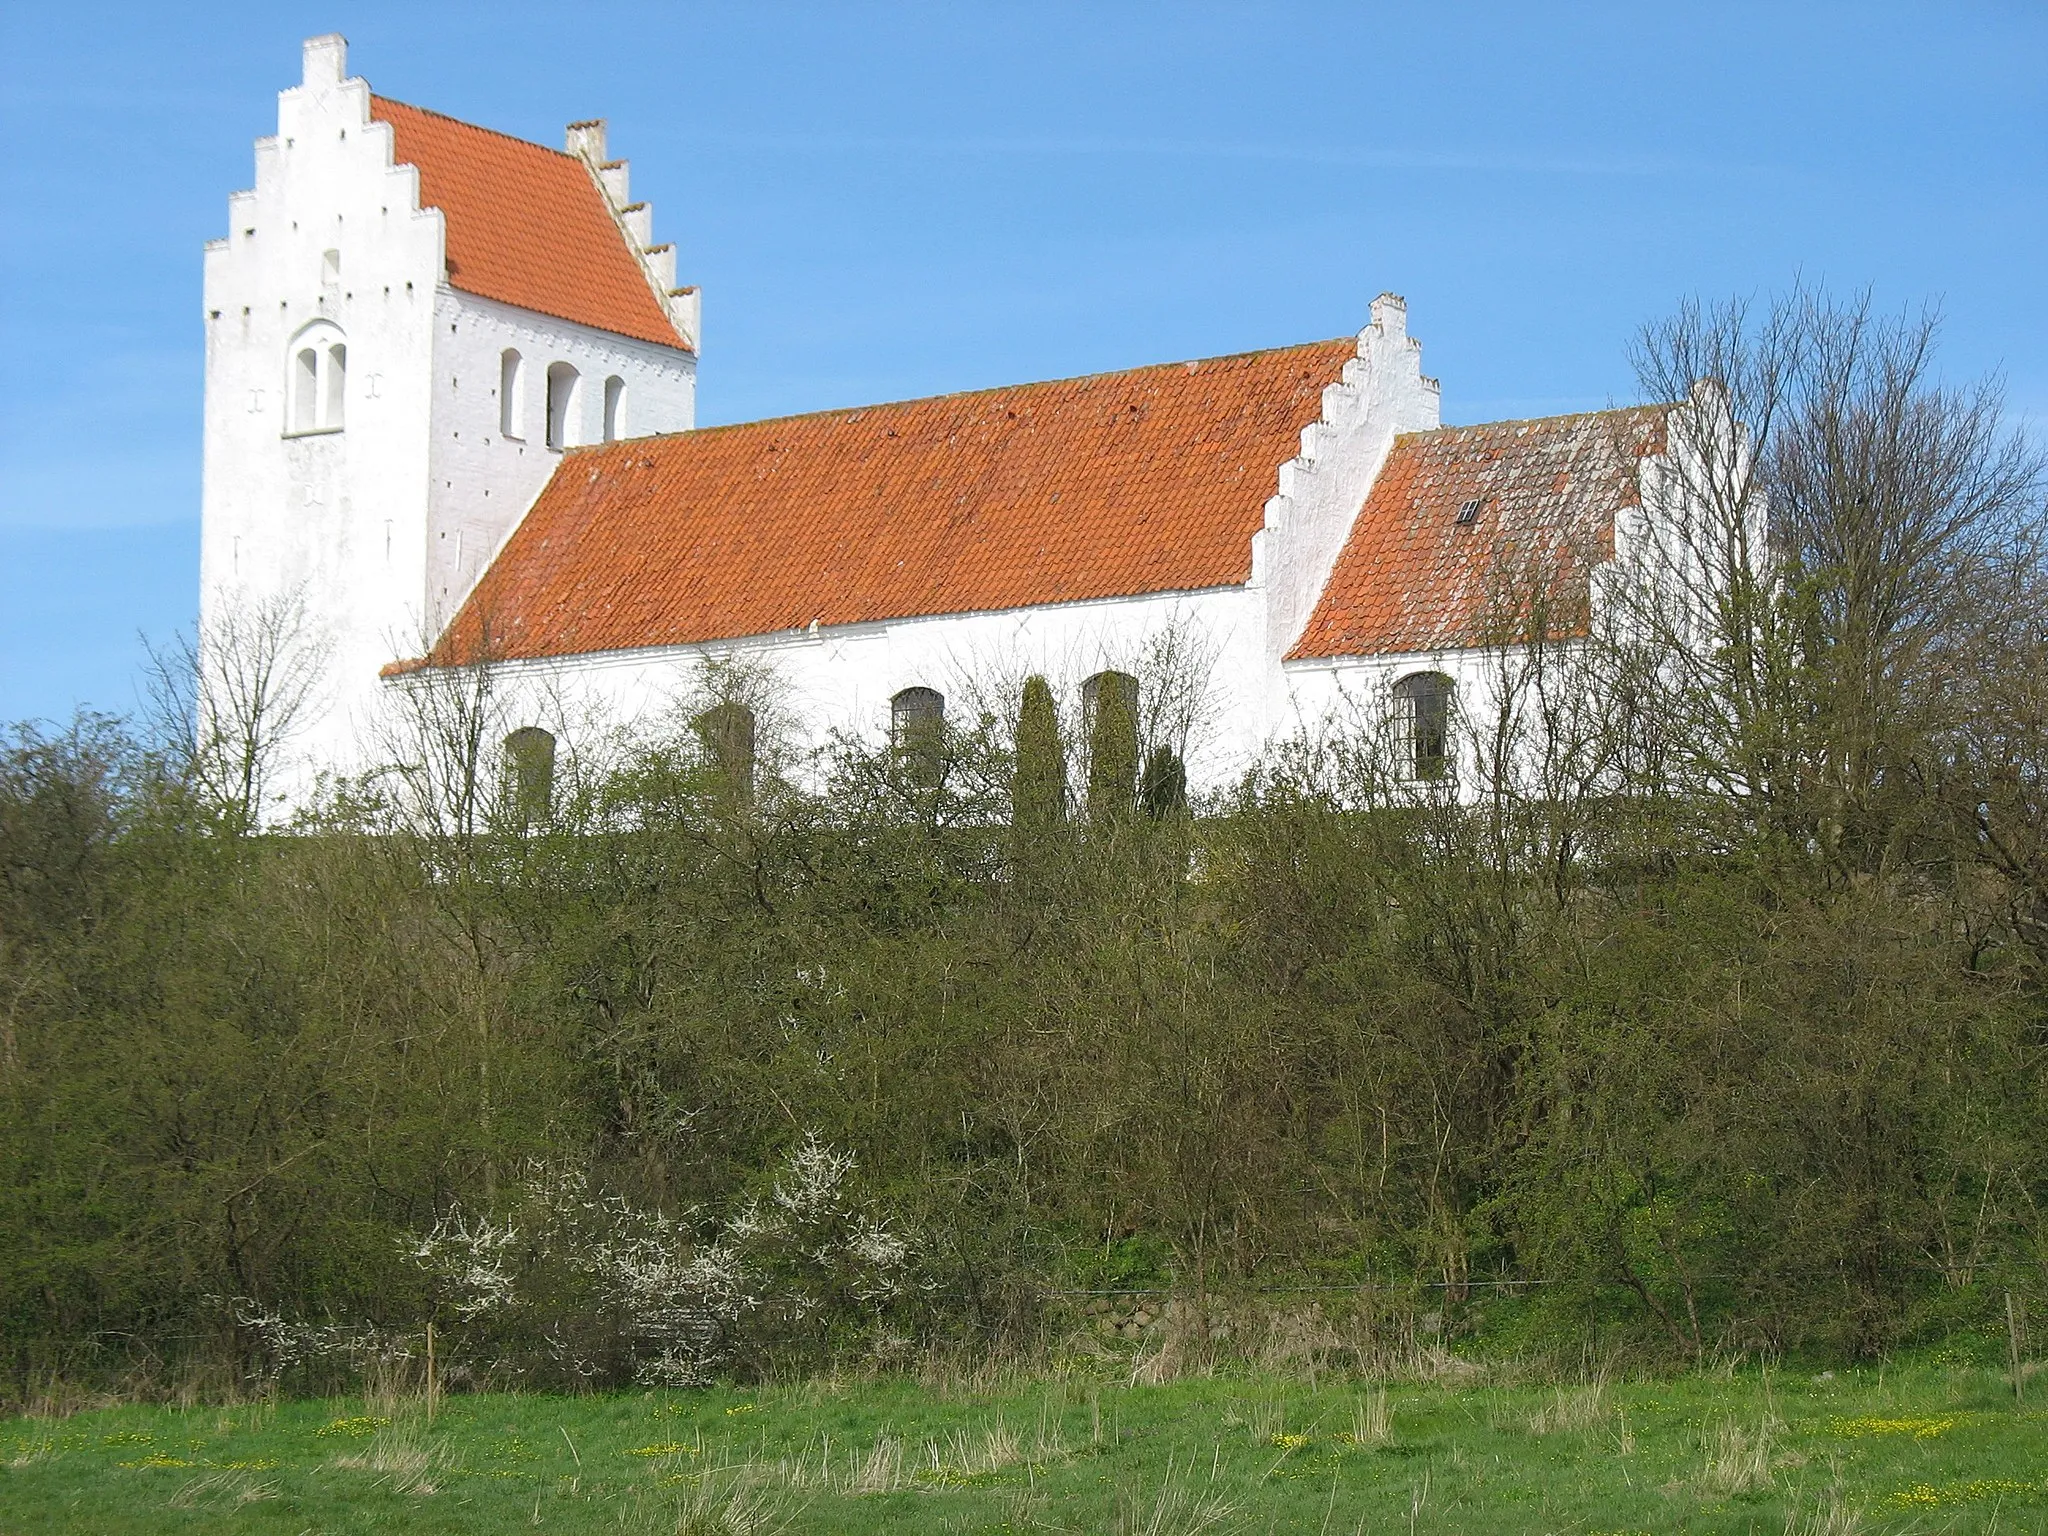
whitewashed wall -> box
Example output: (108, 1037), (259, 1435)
(463, 584), (1267, 796)
(1281, 400), (1721, 800)
(426, 290), (696, 629)
(1282, 646), (1514, 788)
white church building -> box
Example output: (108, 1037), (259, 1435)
(202, 36), (1693, 811)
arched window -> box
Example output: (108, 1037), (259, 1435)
(602, 375), (625, 442)
(285, 320), (346, 434)
(292, 346), (318, 432)
(1082, 670), (1140, 821)
(1392, 671), (1454, 781)
(499, 349), (525, 439)
(693, 702), (756, 799)
(503, 726), (556, 825)
(545, 362), (580, 450)
(891, 686), (945, 784)
(323, 341), (347, 427)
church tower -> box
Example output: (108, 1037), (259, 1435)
(198, 35), (698, 797)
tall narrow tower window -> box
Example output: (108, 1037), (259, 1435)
(545, 362), (580, 451)
(284, 320), (346, 435)
(292, 347), (319, 432)
(499, 349), (525, 439)
(323, 343), (347, 428)
(602, 375), (625, 442)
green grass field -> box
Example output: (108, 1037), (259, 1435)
(4, 1364), (2045, 1533)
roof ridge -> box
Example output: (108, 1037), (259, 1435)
(370, 93), (579, 163)
(1411, 401), (1677, 437)
(575, 337), (1358, 450)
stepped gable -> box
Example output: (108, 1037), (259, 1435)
(371, 96), (684, 349)
(422, 339), (1357, 666)
(1288, 406), (1670, 661)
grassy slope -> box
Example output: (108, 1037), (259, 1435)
(3, 1366), (2045, 1534)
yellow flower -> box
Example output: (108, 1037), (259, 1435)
(1888, 1477), (2037, 1508)
(316, 1415), (390, 1439)
(1830, 1414), (1961, 1440)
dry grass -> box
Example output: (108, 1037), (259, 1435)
(614, 1471), (800, 1536)
(756, 1414), (1055, 1497)
(1218, 1393), (1290, 1446)
(671, 1473), (799, 1536)
(1348, 1386), (1393, 1448)
(7, 1363), (2037, 1533)
(1782, 1491), (1869, 1536)
(8, 1378), (123, 1421)
(1131, 1299), (1217, 1386)
(1695, 1418), (1781, 1496)
(5, 1433), (55, 1469)
(330, 1421), (457, 1496)
(1112, 1452), (1245, 1536)
(1528, 1380), (1610, 1436)
(166, 1469), (279, 1509)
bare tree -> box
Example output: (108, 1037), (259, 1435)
(1613, 287), (2041, 871)
(374, 615), (508, 851)
(146, 583), (330, 831)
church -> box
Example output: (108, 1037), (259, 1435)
(201, 36), (1692, 809)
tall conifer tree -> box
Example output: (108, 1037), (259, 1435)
(1087, 673), (1139, 824)
(1012, 675), (1066, 833)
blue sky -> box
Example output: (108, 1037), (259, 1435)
(2, 1), (2043, 726)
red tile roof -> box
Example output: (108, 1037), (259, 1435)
(424, 340), (1357, 665)
(1288, 407), (1670, 661)
(371, 96), (685, 350)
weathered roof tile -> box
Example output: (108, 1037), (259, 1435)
(1288, 406), (1669, 660)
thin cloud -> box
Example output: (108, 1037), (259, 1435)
(691, 131), (1774, 181)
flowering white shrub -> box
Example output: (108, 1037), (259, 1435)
(216, 1296), (411, 1387)
(729, 1131), (917, 1346)
(395, 1132), (918, 1387)
(402, 1211), (519, 1320)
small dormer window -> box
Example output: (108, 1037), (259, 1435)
(545, 362), (579, 451)
(499, 349), (525, 439)
(285, 320), (346, 435)
(1456, 497), (1483, 525)
(602, 375), (625, 443)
